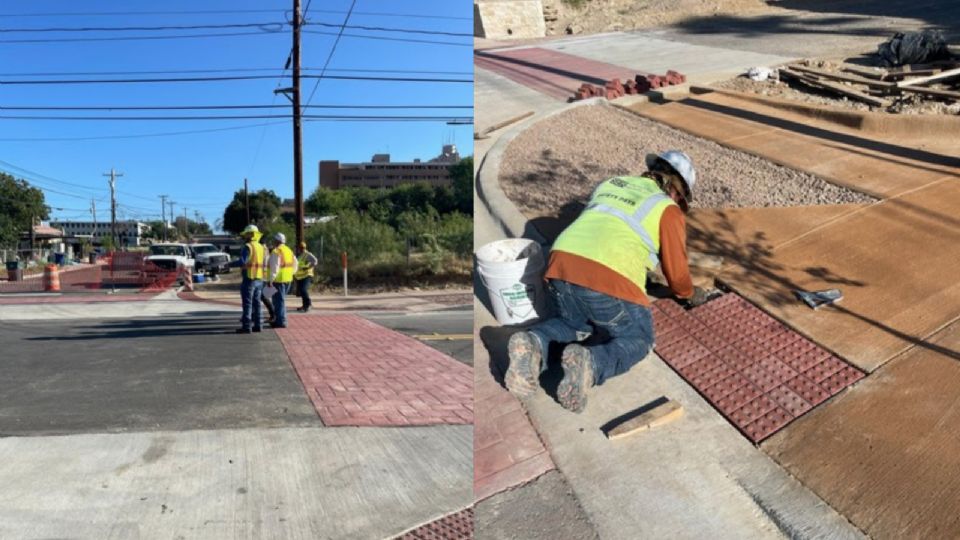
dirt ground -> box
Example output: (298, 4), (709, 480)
(714, 67), (960, 116)
(543, 0), (773, 35)
(498, 104), (876, 219)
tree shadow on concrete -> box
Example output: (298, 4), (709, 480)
(25, 316), (242, 341)
(769, 0), (960, 40)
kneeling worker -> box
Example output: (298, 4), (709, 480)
(505, 150), (709, 413)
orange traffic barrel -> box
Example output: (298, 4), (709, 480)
(43, 264), (61, 292)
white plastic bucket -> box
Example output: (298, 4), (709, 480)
(476, 238), (547, 325)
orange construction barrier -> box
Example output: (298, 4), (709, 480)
(43, 264), (61, 292)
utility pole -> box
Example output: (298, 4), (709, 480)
(103, 168), (123, 251)
(91, 199), (98, 244)
(292, 0), (305, 248)
(167, 200), (175, 241)
(183, 207), (188, 238)
(159, 195), (168, 242)
(244, 178), (250, 224)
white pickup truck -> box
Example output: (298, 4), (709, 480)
(144, 243), (195, 284)
(189, 243), (231, 275)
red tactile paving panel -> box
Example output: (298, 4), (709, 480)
(475, 47), (638, 101)
(397, 507), (474, 540)
(653, 294), (865, 443)
(275, 315), (473, 427)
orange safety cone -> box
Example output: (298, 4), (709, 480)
(43, 264), (61, 292)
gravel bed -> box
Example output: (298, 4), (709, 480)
(498, 104), (877, 218)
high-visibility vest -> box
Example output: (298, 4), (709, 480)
(244, 241), (265, 280)
(273, 244), (295, 283)
(552, 176), (677, 295)
(294, 252), (315, 280)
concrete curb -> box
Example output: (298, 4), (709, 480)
(476, 96), (648, 244)
(691, 85), (960, 139)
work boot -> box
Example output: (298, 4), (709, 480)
(505, 332), (542, 398)
(557, 344), (595, 414)
(235, 328), (252, 334)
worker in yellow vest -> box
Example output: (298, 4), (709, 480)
(235, 224), (269, 334)
(294, 241), (318, 313)
(267, 232), (298, 328)
(506, 150), (709, 413)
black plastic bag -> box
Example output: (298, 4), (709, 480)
(877, 30), (951, 67)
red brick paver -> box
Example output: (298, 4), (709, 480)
(397, 507), (474, 539)
(475, 47), (638, 101)
(275, 315), (473, 427)
(653, 294), (864, 443)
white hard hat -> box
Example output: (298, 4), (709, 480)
(273, 232), (286, 244)
(241, 224), (259, 236)
(646, 150), (696, 202)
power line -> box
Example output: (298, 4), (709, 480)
(0, 67), (473, 77)
(0, 21), (286, 33)
(0, 30), (285, 44)
(307, 22), (471, 37)
(0, 114), (474, 121)
(0, 121), (288, 142)
(0, 9), (470, 20)
(0, 74), (471, 85)
(304, 30), (471, 47)
(1, 104), (472, 111)
(304, 0), (358, 110)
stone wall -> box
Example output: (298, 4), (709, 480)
(475, 0), (546, 40)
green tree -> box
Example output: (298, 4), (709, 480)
(222, 188), (282, 234)
(0, 173), (48, 249)
(449, 156), (473, 215)
(307, 210), (400, 270)
(388, 183), (436, 219)
(305, 187), (355, 216)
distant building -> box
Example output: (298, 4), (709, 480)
(320, 144), (461, 190)
(50, 220), (149, 247)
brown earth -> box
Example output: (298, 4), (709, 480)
(542, 0), (772, 36)
(498, 104), (875, 222)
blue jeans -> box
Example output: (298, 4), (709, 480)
(529, 279), (655, 386)
(272, 282), (291, 326)
(240, 277), (264, 330)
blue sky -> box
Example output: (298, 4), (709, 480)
(0, 0), (473, 230)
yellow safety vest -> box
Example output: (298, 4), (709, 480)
(273, 244), (295, 283)
(294, 252), (315, 280)
(552, 176), (677, 295)
(244, 241), (265, 280)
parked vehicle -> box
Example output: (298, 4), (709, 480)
(144, 243), (195, 285)
(189, 243), (231, 275)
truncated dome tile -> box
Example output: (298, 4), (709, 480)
(758, 356), (800, 383)
(653, 314), (682, 336)
(784, 375), (830, 406)
(729, 394), (777, 427)
(821, 365), (865, 395)
(803, 355), (847, 383)
(715, 384), (763, 412)
(741, 364), (780, 392)
(656, 299), (687, 319)
(743, 407), (793, 442)
(769, 384), (812, 416)
(655, 328), (688, 349)
(691, 363), (737, 389)
(715, 346), (755, 372)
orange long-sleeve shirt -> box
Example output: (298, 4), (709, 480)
(544, 205), (694, 306)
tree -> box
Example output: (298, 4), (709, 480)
(222, 188), (282, 234)
(0, 173), (48, 249)
(449, 156), (473, 215)
(305, 187), (355, 216)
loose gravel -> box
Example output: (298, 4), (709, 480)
(499, 104), (877, 218)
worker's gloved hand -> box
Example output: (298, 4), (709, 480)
(682, 286), (710, 309)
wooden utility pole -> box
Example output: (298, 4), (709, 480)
(292, 0), (305, 249)
(103, 168), (123, 250)
(159, 195), (168, 242)
(91, 199), (98, 243)
(167, 200), (175, 241)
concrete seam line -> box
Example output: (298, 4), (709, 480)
(475, 97), (607, 243)
(473, 467), (554, 505)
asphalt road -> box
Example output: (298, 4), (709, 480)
(364, 306), (473, 366)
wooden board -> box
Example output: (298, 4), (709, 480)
(780, 68), (890, 107)
(605, 398), (684, 440)
(789, 64), (895, 89)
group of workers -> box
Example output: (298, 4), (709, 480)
(234, 224), (318, 334)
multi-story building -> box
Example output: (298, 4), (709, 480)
(319, 144), (461, 190)
(50, 220), (149, 247)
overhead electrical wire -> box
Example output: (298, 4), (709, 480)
(304, 0), (358, 110)
(0, 67), (473, 77)
(1, 104), (473, 111)
(0, 121), (289, 142)
(0, 9), (469, 21)
(0, 21), (286, 33)
(0, 114), (473, 121)
(307, 22), (471, 37)
(0, 30), (469, 46)
(304, 30), (470, 47)
(0, 74), (471, 85)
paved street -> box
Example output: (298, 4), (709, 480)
(0, 293), (473, 538)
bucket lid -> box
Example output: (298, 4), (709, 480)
(475, 238), (541, 264)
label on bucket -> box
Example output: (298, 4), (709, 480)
(500, 283), (536, 319)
